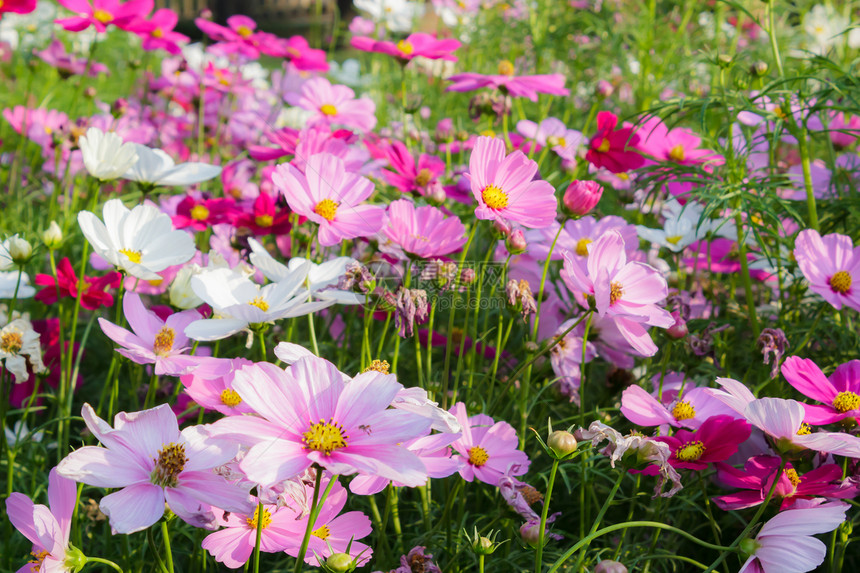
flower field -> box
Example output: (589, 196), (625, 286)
(2, 0), (860, 571)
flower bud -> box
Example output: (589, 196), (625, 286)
(506, 229), (527, 255)
(493, 218), (512, 237)
(7, 236), (32, 265)
(547, 430), (577, 457)
(519, 521), (541, 547)
(474, 536), (495, 554)
(64, 544), (87, 572)
(563, 180), (603, 216)
(325, 553), (355, 572)
(666, 310), (688, 339)
(42, 222), (63, 250)
(594, 560), (628, 573)
(596, 79), (614, 98)
(426, 180), (447, 204)
(169, 265), (204, 310)
(751, 61), (769, 77)
(84, 86), (97, 98)
(739, 538), (760, 557)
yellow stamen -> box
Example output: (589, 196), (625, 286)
(151, 28), (164, 38)
(829, 271), (852, 294)
(320, 104), (338, 116)
(312, 524), (331, 540)
(671, 401), (696, 421)
(246, 506), (272, 530)
(28, 549), (50, 567)
(597, 138), (611, 153)
(482, 184), (509, 209)
(497, 60), (515, 76)
(152, 326), (175, 357)
(362, 359), (390, 374)
(248, 296), (269, 312)
(468, 446), (489, 467)
(666, 235), (683, 245)
(254, 214), (273, 227)
(303, 419), (348, 455)
(609, 281), (623, 305)
(668, 144), (685, 162)
(236, 25), (253, 38)
(833, 391), (860, 413)
(785, 468), (801, 489)
(797, 423), (812, 435)
(119, 248), (142, 264)
(190, 204), (210, 221)
(397, 40), (414, 55)
(314, 199), (339, 222)
(676, 441), (705, 461)
(575, 238), (592, 257)
(415, 168), (433, 187)
(93, 9), (113, 24)
(150, 443), (187, 488)
(0, 331), (23, 355)
(220, 389), (243, 407)
(148, 279), (164, 287)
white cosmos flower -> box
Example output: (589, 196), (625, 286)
(0, 271), (35, 299)
(636, 199), (713, 252)
(354, 0), (424, 33)
(184, 266), (335, 341)
(78, 127), (139, 181)
(123, 144), (222, 187)
(0, 311), (45, 383)
(247, 238), (364, 305)
(77, 198), (196, 281)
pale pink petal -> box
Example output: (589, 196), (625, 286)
(99, 484), (166, 534)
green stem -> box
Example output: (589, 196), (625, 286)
(161, 521), (174, 573)
(252, 501), (264, 573)
(573, 470), (625, 570)
(86, 557), (125, 572)
(534, 459), (559, 571)
(797, 128), (820, 231)
(293, 472), (337, 572)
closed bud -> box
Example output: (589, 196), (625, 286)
(547, 430), (577, 457)
(563, 180), (603, 216)
(493, 218), (512, 237)
(7, 236), (32, 265)
(594, 560), (628, 573)
(666, 310), (688, 339)
(751, 61), (769, 76)
(506, 229), (527, 255)
(64, 544), (87, 572)
(596, 79), (614, 98)
(325, 553), (355, 572)
(42, 221), (63, 250)
(84, 86), (97, 98)
(717, 54), (734, 68)
(475, 536), (495, 554)
(519, 521), (541, 547)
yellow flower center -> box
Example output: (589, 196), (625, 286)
(248, 296), (269, 312)
(468, 446), (489, 467)
(152, 326), (175, 357)
(609, 281), (623, 305)
(254, 214), (273, 227)
(666, 235), (683, 245)
(150, 443), (188, 488)
(773, 106), (787, 120)
(29, 549), (50, 567)
(575, 238), (592, 257)
(362, 359), (391, 374)
(148, 278), (164, 287)
(246, 506), (272, 530)
(0, 331), (23, 355)
(547, 135), (567, 148)
(312, 524), (331, 540)
(93, 9), (113, 23)
(597, 138), (611, 153)
(119, 248), (142, 264)
(829, 271), (852, 294)
(314, 199), (339, 222)
(797, 423), (812, 435)
(220, 389), (243, 407)
(480, 129), (496, 138)
(190, 204), (210, 221)
(671, 400), (696, 421)
(497, 60), (515, 76)
(303, 419), (348, 455)
(320, 104), (338, 116)
(833, 391), (860, 413)
(668, 144), (685, 162)
(482, 185), (509, 209)
(236, 25), (253, 38)
(397, 40), (414, 55)
(415, 168), (433, 187)
(151, 28), (164, 38)
(676, 441), (705, 461)
(785, 468), (801, 489)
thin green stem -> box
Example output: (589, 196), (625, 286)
(534, 459), (559, 571)
(252, 501), (264, 573)
(160, 521), (174, 573)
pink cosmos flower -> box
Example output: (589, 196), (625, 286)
(585, 111), (645, 173)
(55, 0), (153, 33)
(635, 116), (723, 166)
(381, 140), (446, 197)
(351, 32), (461, 62)
(172, 195), (237, 231)
(231, 190), (292, 237)
(793, 229), (860, 311)
(713, 455), (858, 511)
(34, 39), (109, 77)
(781, 356), (860, 424)
(180, 357), (256, 416)
(128, 9), (189, 56)
(6, 468), (78, 573)
(34, 256), (122, 311)
(273, 152), (384, 247)
(449, 402), (530, 486)
(649, 415), (751, 471)
(446, 65), (569, 102)
(516, 117), (585, 163)
(0, 0), (36, 16)
(277, 36), (329, 72)
(285, 77), (377, 132)
(195, 15), (283, 59)
(561, 230), (674, 356)
(98, 293), (203, 377)
(621, 381), (737, 430)
(467, 136), (557, 229)
(738, 500), (849, 573)
(211, 357), (432, 487)
(828, 111), (860, 147)
(202, 501), (300, 569)
(527, 215), (639, 262)
(382, 199), (467, 259)
(57, 404), (253, 533)
(248, 127), (300, 162)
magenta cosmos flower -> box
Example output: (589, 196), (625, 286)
(57, 404), (253, 533)
(585, 111), (645, 173)
(782, 356), (860, 424)
(6, 468), (80, 573)
(739, 500), (849, 573)
(381, 140), (446, 196)
(382, 199), (467, 259)
(449, 402), (529, 486)
(561, 230), (674, 356)
(128, 9), (189, 56)
(793, 229), (860, 311)
(446, 61), (569, 102)
(34, 39), (109, 77)
(620, 383), (737, 430)
(351, 32), (461, 62)
(285, 77), (377, 132)
(273, 152), (384, 247)
(55, 0), (153, 33)
(195, 15), (283, 59)
(1, 0), (36, 16)
(98, 292), (203, 377)
(649, 415), (751, 471)
(211, 357), (432, 487)
(713, 455), (858, 511)
(468, 136), (557, 229)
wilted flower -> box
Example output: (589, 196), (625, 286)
(506, 278), (537, 321)
(758, 328), (788, 378)
(393, 287), (430, 337)
(0, 311), (45, 383)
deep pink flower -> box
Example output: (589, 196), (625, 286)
(828, 111), (860, 147)
(172, 195), (236, 231)
(57, 404), (252, 533)
(248, 127), (300, 162)
(195, 14), (283, 59)
(273, 152), (384, 247)
(0, 0), (36, 16)
(55, 0), (153, 33)
(231, 191), (292, 236)
(285, 77), (377, 132)
(635, 116), (723, 166)
(211, 357), (432, 487)
(351, 32), (461, 62)
(563, 180), (603, 215)
(713, 455), (858, 511)
(684, 238), (772, 281)
(621, 382), (737, 430)
(585, 111), (645, 173)
(98, 292), (203, 377)
(128, 9), (189, 56)
(468, 136), (557, 229)
(180, 357), (257, 416)
(781, 356), (860, 424)
(34, 256), (121, 310)
(276, 36), (329, 71)
(561, 230), (674, 356)
(34, 39), (109, 77)
(793, 229), (860, 311)
(651, 415), (751, 471)
(449, 402), (530, 485)
(382, 199), (467, 259)
(446, 66), (569, 102)
(6, 468), (77, 573)
(381, 140), (446, 196)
